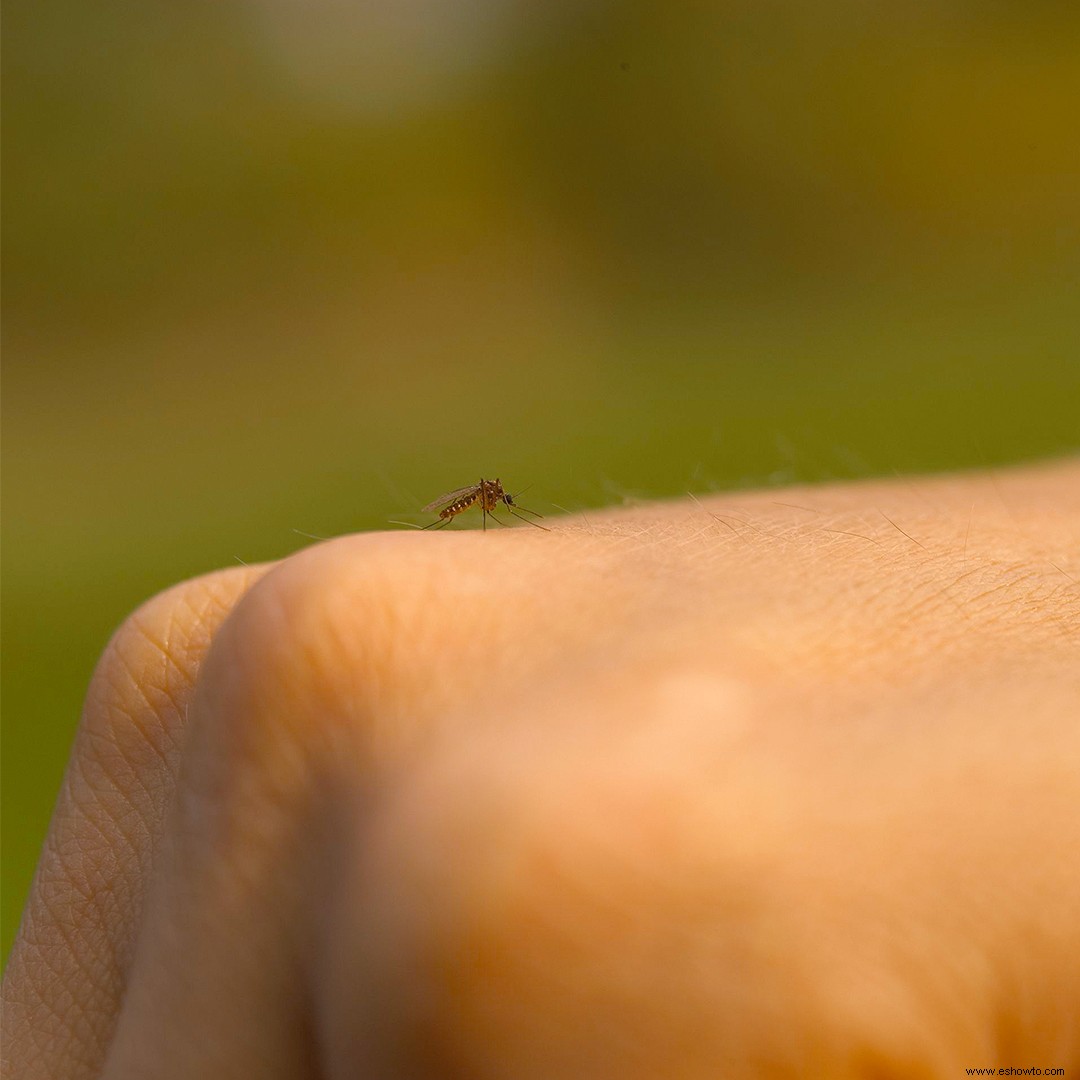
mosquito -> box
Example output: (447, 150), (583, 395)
(420, 478), (549, 531)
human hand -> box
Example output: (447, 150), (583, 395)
(3, 461), (1078, 1078)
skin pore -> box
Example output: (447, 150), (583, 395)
(2, 460), (1078, 1079)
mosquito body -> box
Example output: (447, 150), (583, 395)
(422, 478), (548, 531)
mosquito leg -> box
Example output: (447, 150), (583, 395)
(509, 509), (550, 531)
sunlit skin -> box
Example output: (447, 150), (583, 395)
(2, 461), (1078, 1079)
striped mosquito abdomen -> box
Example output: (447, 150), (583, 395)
(441, 492), (479, 519)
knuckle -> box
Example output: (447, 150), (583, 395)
(187, 535), (441, 772)
(81, 566), (262, 783)
(159, 537), (451, 904)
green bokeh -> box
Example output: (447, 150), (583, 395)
(4, 0), (1079, 964)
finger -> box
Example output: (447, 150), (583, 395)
(1, 564), (271, 1080)
(99, 528), (621, 1077)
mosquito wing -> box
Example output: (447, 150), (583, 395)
(422, 484), (480, 513)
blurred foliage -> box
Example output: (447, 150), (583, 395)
(3, 0), (1079, 962)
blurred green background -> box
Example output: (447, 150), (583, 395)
(3, 0), (1079, 963)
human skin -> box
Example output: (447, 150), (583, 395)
(2, 461), (1078, 1079)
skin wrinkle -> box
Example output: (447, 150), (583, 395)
(43, 793), (136, 949)
(779, 548), (903, 650)
(3, 566), (268, 1080)
(15, 907), (76, 1005)
(89, 643), (174, 781)
(166, 587), (227, 682)
(100, 595), (335, 1078)
(932, 542), (1069, 633)
(132, 616), (183, 720)
(33, 888), (109, 1040)
(78, 713), (165, 832)
(120, 617), (192, 747)
(964, 567), (1054, 618)
(50, 813), (116, 917)
(69, 738), (149, 874)
(891, 568), (969, 635)
(964, 583), (1075, 652)
(736, 526), (1066, 688)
